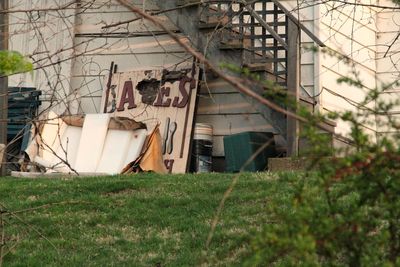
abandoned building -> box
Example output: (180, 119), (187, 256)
(2, 0), (400, 174)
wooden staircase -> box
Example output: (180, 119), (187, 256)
(155, 0), (326, 155)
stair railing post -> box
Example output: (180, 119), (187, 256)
(286, 17), (300, 157)
(0, 0), (8, 176)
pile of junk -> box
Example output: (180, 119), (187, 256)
(12, 111), (168, 177)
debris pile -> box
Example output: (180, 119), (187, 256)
(17, 112), (166, 176)
(8, 65), (199, 177)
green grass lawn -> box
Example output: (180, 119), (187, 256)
(0, 172), (278, 266)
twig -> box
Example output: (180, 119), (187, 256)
(0, 1), (94, 14)
(2, 201), (91, 216)
(6, 211), (59, 253)
(384, 32), (400, 58)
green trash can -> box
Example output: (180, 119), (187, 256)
(223, 132), (276, 172)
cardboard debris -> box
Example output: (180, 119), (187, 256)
(121, 125), (167, 174)
(62, 115), (146, 131)
(139, 126), (167, 174)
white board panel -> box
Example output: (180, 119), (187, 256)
(96, 130), (132, 174)
(53, 126), (82, 169)
(75, 114), (110, 172)
(40, 112), (68, 163)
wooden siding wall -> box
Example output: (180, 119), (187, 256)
(12, 1), (396, 156)
(8, 0), (275, 158)
(318, 1), (378, 138)
(196, 77), (276, 157)
(71, 1), (276, 157)
(70, 0), (192, 114)
(8, 0), (77, 114)
(280, 1), (318, 105)
(376, 0), (400, 138)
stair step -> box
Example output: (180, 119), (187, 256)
(244, 34), (287, 39)
(252, 57), (286, 64)
(219, 40), (244, 50)
(176, 0), (200, 6)
(274, 81), (287, 87)
(239, 10), (285, 16)
(239, 21), (286, 27)
(245, 63), (271, 72)
(252, 46), (286, 51)
(198, 22), (225, 30)
(274, 70), (287, 76)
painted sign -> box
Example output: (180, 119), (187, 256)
(101, 65), (199, 173)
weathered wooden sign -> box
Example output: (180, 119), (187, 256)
(101, 65), (199, 173)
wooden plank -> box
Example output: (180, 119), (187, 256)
(76, 13), (179, 33)
(78, 0), (160, 13)
(286, 19), (300, 156)
(301, 64), (315, 86)
(195, 114), (275, 136)
(71, 52), (192, 79)
(300, 43), (315, 64)
(0, 0), (8, 176)
(197, 93), (258, 115)
(73, 35), (189, 55)
(198, 79), (238, 94)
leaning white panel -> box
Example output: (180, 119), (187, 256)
(40, 111), (68, 163)
(96, 129), (132, 174)
(52, 126), (82, 171)
(96, 128), (147, 174)
(75, 114), (110, 173)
